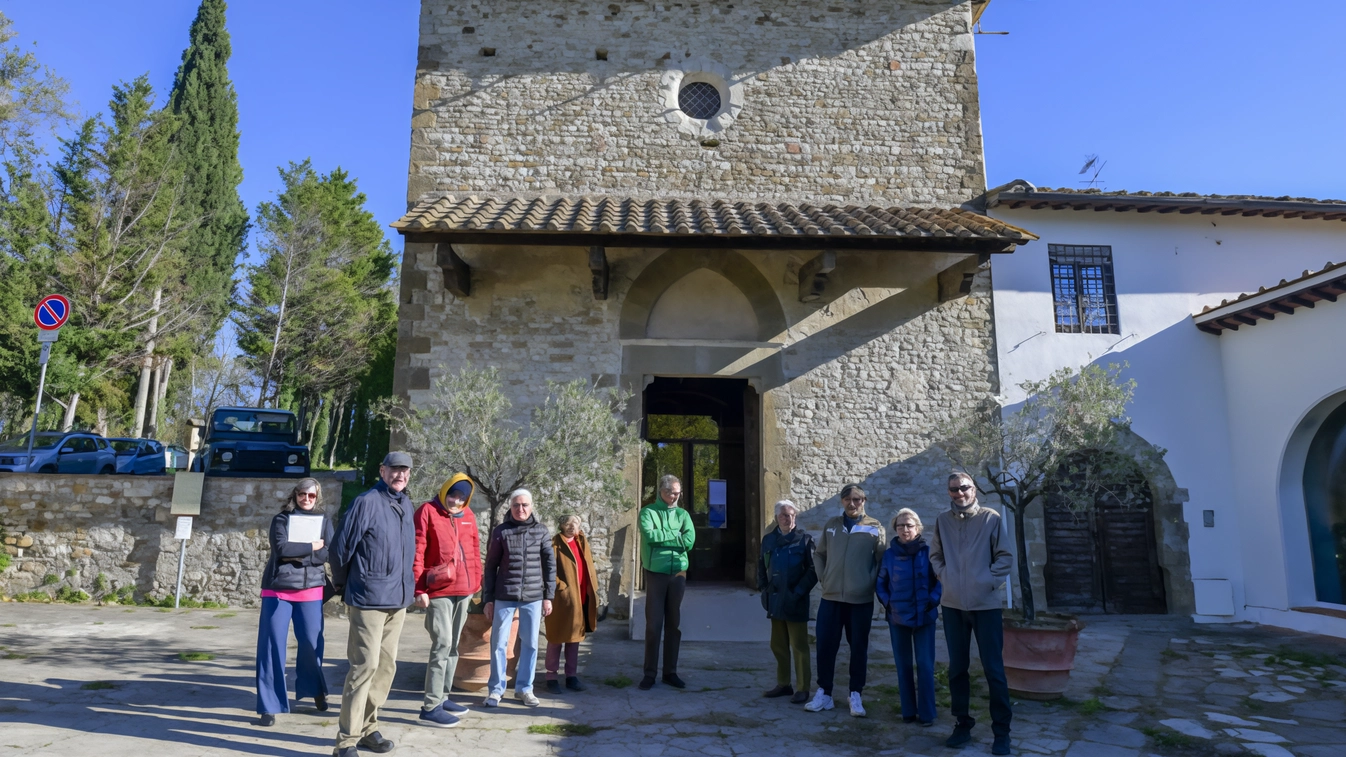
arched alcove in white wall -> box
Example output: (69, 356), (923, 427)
(1278, 388), (1346, 608)
(645, 268), (760, 341)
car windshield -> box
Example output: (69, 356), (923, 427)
(0, 432), (63, 451)
(109, 440), (140, 454)
(212, 410), (296, 435)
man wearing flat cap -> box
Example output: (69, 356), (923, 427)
(330, 452), (418, 756)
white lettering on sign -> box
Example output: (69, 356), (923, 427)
(175, 516), (193, 540)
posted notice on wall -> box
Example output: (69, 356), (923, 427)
(174, 516), (193, 540)
(708, 479), (727, 529)
(287, 514), (324, 543)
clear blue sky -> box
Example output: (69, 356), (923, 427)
(8, 0), (1345, 268)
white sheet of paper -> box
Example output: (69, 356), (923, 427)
(287, 514), (324, 543)
(708, 479), (727, 506)
(174, 516), (193, 540)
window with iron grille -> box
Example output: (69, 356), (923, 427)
(1049, 244), (1120, 334)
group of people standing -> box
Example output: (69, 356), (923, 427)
(251, 452), (599, 757)
(754, 474), (1016, 756)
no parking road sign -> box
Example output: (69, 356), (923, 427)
(34, 294), (70, 330)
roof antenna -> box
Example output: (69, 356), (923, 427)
(1078, 154), (1107, 189)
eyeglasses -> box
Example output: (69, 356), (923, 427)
(842, 496), (866, 504)
(297, 491), (318, 500)
(895, 523), (919, 530)
(948, 485), (974, 493)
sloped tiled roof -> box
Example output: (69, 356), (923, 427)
(392, 194), (1038, 248)
(985, 180), (1346, 222)
(1192, 261), (1346, 334)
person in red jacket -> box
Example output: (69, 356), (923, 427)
(413, 473), (483, 727)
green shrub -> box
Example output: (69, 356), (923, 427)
(93, 573), (109, 593)
(602, 675), (633, 689)
(0, 551), (11, 572)
(65, 567), (78, 578)
(54, 587), (89, 603)
(42, 574), (59, 585)
(14, 591), (51, 603)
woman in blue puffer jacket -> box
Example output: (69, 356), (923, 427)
(876, 508), (942, 726)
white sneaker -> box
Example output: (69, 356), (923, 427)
(804, 689), (834, 712)
(849, 691), (866, 718)
(515, 690), (540, 707)
(482, 695), (500, 707)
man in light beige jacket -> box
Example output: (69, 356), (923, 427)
(928, 472), (1014, 756)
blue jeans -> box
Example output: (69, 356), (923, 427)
(255, 596), (326, 714)
(488, 600), (542, 697)
(943, 608), (1012, 736)
(888, 622), (937, 723)
(815, 598), (873, 696)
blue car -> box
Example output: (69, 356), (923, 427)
(0, 431), (118, 474)
(107, 438), (169, 475)
(192, 407), (310, 478)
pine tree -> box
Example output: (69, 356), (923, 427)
(168, 0), (247, 344)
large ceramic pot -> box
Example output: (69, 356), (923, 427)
(453, 609), (522, 692)
(1002, 614), (1083, 700)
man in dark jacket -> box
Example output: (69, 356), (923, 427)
(481, 488), (555, 708)
(329, 452), (418, 757)
(757, 499), (817, 705)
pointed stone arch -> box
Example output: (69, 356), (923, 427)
(619, 250), (786, 342)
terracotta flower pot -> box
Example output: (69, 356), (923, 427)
(452, 610), (521, 692)
(1001, 615), (1083, 700)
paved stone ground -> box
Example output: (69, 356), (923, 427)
(2, 604), (1345, 756)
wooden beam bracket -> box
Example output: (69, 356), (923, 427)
(436, 243), (471, 298)
(589, 245), (609, 300)
(798, 250), (837, 302)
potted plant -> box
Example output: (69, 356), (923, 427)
(939, 363), (1164, 699)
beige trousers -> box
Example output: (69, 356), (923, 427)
(337, 607), (406, 749)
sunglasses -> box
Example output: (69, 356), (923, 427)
(948, 485), (974, 493)
(297, 491), (318, 500)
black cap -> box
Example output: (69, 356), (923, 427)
(382, 451), (413, 468)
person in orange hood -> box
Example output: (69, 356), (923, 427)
(413, 473), (482, 727)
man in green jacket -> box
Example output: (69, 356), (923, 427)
(805, 483), (886, 718)
(638, 473), (696, 690)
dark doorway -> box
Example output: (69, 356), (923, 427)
(641, 377), (759, 584)
(1043, 464), (1167, 614)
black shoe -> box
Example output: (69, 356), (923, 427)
(357, 732), (395, 753)
(638, 676), (656, 690)
(763, 684), (793, 698)
(255, 713), (276, 727)
(991, 735), (1012, 755)
(946, 725), (973, 748)
(903, 715), (917, 723)
(315, 693), (328, 711)
(789, 690), (809, 704)
(661, 673), (686, 689)
(545, 679), (563, 695)
(565, 676), (586, 692)
(333, 749), (359, 757)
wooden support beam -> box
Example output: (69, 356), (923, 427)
(1311, 287), (1338, 302)
(588, 245), (609, 300)
(435, 243), (471, 298)
(1196, 323), (1224, 335)
(1231, 313), (1259, 326)
(1217, 319), (1240, 331)
(1267, 301), (1296, 315)
(798, 250), (837, 302)
(1289, 295), (1316, 308)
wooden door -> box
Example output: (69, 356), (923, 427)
(1043, 487), (1167, 614)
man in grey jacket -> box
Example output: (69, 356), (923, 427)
(330, 452), (418, 757)
(928, 472), (1014, 756)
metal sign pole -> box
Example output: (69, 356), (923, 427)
(24, 341), (53, 473)
(175, 538), (186, 609)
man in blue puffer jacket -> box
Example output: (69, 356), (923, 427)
(329, 452), (418, 757)
(756, 499), (818, 704)
(876, 508), (942, 727)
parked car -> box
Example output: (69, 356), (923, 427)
(165, 444), (191, 472)
(191, 407), (310, 478)
(0, 431), (117, 474)
(106, 438), (169, 475)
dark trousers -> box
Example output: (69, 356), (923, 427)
(255, 596), (327, 714)
(643, 569), (686, 678)
(943, 608), (1012, 736)
(815, 598), (873, 696)
(889, 622), (937, 723)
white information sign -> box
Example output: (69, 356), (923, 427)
(174, 516), (193, 540)
(287, 514), (324, 543)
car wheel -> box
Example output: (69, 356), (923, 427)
(39, 465), (57, 474)
(100, 465), (115, 474)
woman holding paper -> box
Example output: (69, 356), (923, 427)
(255, 477), (335, 726)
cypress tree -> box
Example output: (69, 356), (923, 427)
(168, 0), (248, 344)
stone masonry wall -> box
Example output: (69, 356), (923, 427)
(0, 474), (343, 607)
(410, 0), (985, 206)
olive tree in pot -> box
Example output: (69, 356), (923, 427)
(939, 362), (1165, 699)
(378, 364), (643, 690)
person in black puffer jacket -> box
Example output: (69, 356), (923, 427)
(255, 477), (335, 726)
(757, 499), (818, 704)
(482, 489), (556, 708)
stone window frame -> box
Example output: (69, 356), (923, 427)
(658, 57), (744, 138)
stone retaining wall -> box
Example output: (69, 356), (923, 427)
(0, 473), (344, 607)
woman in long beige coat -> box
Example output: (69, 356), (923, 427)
(543, 515), (599, 694)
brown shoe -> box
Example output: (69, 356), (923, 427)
(763, 685), (794, 698)
(790, 690), (809, 704)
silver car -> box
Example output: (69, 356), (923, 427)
(0, 432), (117, 474)
(107, 438), (169, 475)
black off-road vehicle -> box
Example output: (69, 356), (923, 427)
(193, 407), (310, 478)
